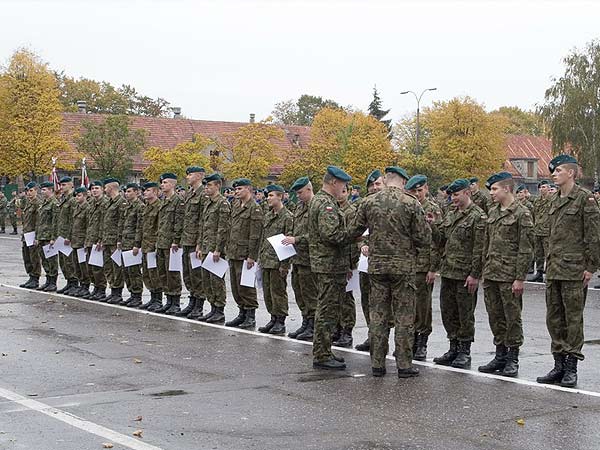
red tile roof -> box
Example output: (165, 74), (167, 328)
(503, 134), (554, 179)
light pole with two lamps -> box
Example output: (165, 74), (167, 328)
(400, 88), (437, 154)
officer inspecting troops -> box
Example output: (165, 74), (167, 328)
(19, 182), (41, 289)
(70, 186), (91, 298)
(55, 177), (78, 295)
(118, 183), (144, 307)
(87, 181), (109, 301)
(35, 181), (59, 292)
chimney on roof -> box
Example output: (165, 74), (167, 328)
(293, 133), (300, 146)
(172, 107), (182, 118)
(249, 113), (255, 123)
(77, 101), (87, 113)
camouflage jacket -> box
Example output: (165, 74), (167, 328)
(258, 206), (293, 270)
(308, 189), (349, 274)
(85, 196), (108, 248)
(180, 185), (205, 247)
(532, 195), (552, 237)
(432, 202), (486, 280)
(0, 197), (6, 215)
(157, 193), (183, 249)
(70, 201), (90, 249)
(227, 198), (263, 261)
(7, 197), (17, 214)
(120, 198), (143, 250)
(416, 198), (442, 273)
(290, 201), (311, 267)
(483, 200), (534, 282)
(199, 194), (231, 255)
(140, 199), (161, 253)
(22, 197), (39, 234)
(340, 201), (359, 271)
(546, 184), (600, 281)
(36, 196), (58, 241)
(55, 193), (76, 240)
(348, 186), (430, 275)
(472, 189), (491, 214)
(101, 195), (125, 245)
(519, 198), (534, 213)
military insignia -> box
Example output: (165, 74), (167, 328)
(589, 197), (596, 202)
(325, 206), (333, 212)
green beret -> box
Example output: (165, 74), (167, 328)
(265, 184), (285, 193)
(125, 182), (140, 190)
(103, 177), (120, 185)
(159, 173), (177, 181)
(549, 183), (557, 189)
(446, 178), (470, 194)
(538, 180), (550, 187)
(186, 166), (205, 174)
(59, 176), (72, 183)
(176, 185), (185, 191)
(405, 174), (427, 191)
(485, 172), (512, 189)
(352, 185), (361, 190)
(327, 165), (351, 182)
(74, 186), (87, 194)
(205, 173), (222, 183)
(25, 182), (38, 190)
(439, 184), (448, 192)
(366, 169), (382, 186)
(548, 154), (578, 174)
(232, 178), (252, 187)
(469, 177), (479, 184)
(385, 166), (409, 181)
(40, 181), (54, 189)
(90, 180), (104, 187)
(290, 176), (310, 192)
(515, 184), (527, 193)
(143, 182), (159, 189)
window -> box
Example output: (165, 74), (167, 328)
(527, 161), (534, 178)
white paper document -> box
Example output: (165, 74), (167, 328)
(202, 252), (229, 278)
(111, 249), (122, 267)
(189, 251), (203, 269)
(168, 248), (183, 272)
(358, 254), (369, 273)
(362, 229), (369, 236)
(240, 262), (257, 288)
(122, 250), (143, 267)
(55, 236), (73, 256)
(42, 243), (59, 259)
(346, 269), (360, 292)
(76, 247), (87, 264)
(89, 246), (104, 267)
(24, 231), (36, 247)
(146, 251), (157, 269)
(266, 234), (296, 261)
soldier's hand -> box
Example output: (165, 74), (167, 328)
(171, 243), (179, 252)
(583, 270), (593, 286)
(33, 240), (38, 246)
(426, 271), (437, 284)
(64, 239), (71, 246)
(360, 245), (369, 257)
(213, 251), (221, 262)
(116, 242), (122, 250)
(246, 258), (255, 269)
(464, 276), (479, 295)
(49, 240), (55, 246)
(96, 243), (103, 251)
(281, 236), (296, 246)
(512, 279), (524, 296)
(132, 247), (139, 256)
(347, 271), (353, 281)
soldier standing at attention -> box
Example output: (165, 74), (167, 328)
(99, 178), (125, 304)
(405, 174), (442, 361)
(19, 182), (41, 289)
(528, 180), (553, 283)
(257, 184), (293, 335)
(348, 166), (430, 377)
(196, 173), (231, 323)
(35, 181), (59, 292)
(7, 191), (18, 234)
(431, 178), (486, 369)
(0, 190), (7, 233)
(282, 177), (317, 341)
(87, 181), (109, 301)
(478, 172), (534, 377)
(309, 166), (351, 370)
(225, 178), (263, 329)
(469, 177), (491, 213)
(70, 186), (91, 298)
(54, 177), (78, 295)
(516, 185), (534, 212)
(155, 173), (184, 314)
(536, 155), (600, 388)
(138, 182), (163, 312)
(350, 185), (361, 203)
(180, 167), (206, 317)
(119, 183), (144, 307)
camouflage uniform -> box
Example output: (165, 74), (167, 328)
(85, 196), (109, 290)
(348, 187), (430, 370)
(139, 198), (161, 294)
(7, 196), (18, 231)
(55, 193), (77, 284)
(0, 195), (7, 232)
(290, 202), (318, 320)
(471, 189), (492, 214)
(532, 194), (552, 272)
(101, 195), (125, 289)
(71, 200), (90, 287)
(36, 196), (59, 277)
(181, 185), (205, 301)
(337, 201), (359, 333)
(120, 197), (143, 295)
(21, 196), (41, 279)
(156, 193), (183, 295)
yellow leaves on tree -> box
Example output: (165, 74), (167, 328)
(0, 49), (73, 178)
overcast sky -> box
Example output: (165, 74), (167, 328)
(2, 0), (600, 123)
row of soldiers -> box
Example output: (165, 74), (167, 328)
(16, 155), (597, 385)
(0, 189), (20, 234)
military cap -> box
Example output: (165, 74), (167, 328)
(366, 169), (382, 186)
(202, 178), (208, 185)
(538, 180), (550, 187)
(40, 181), (54, 189)
(90, 180), (104, 187)
(205, 173), (222, 183)
(159, 173), (177, 181)
(515, 184), (527, 193)
(549, 183), (557, 189)
(59, 176), (72, 183)
(232, 178), (252, 187)
(290, 176), (310, 192)
(385, 166), (409, 180)
(485, 171), (512, 189)
(103, 177), (120, 185)
(352, 185), (361, 191)
(74, 186), (87, 194)
(446, 178), (470, 194)
(125, 182), (140, 190)
(176, 185), (185, 191)
(439, 184), (448, 192)
(405, 174), (428, 191)
(186, 166), (205, 174)
(143, 181), (159, 189)
(593, 186), (600, 194)
(548, 154), (578, 173)
(25, 181), (38, 190)
(469, 177), (479, 184)
(326, 166), (351, 182)
(265, 184), (285, 193)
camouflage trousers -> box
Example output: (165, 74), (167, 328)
(9, 213), (17, 229)
(73, 248), (90, 285)
(59, 250), (76, 282)
(103, 245), (124, 289)
(483, 280), (523, 348)
(21, 241), (41, 278)
(182, 246), (204, 299)
(336, 292), (356, 331)
(0, 213), (5, 229)
(440, 277), (477, 342)
(201, 267), (226, 307)
(313, 272), (346, 362)
(262, 268), (289, 317)
(157, 248), (182, 295)
(534, 235), (549, 273)
(122, 248), (143, 294)
(369, 273), (416, 370)
(229, 259), (259, 310)
(546, 280), (586, 360)
(415, 272), (433, 336)
(142, 252), (160, 293)
(88, 246), (106, 289)
(38, 240), (58, 277)
(291, 264), (317, 319)
(359, 272), (371, 325)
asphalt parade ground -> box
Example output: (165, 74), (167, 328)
(1, 233), (600, 450)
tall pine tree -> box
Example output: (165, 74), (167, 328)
(368, 86), (392, 137)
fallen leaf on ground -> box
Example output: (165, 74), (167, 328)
(102, 443), (114, 448)
(133, 358), (142, 364)
(134, 416), (142, 421)
(516, 418), (525, 426)
(133, 430), (143, 437)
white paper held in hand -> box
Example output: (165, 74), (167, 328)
(76, 247), (87, 264)
(146, 251), (157, 269)
(266, 234), (296, 261)
(55, 236), (73, 256)
(240, 262), (257, 287)
(24, 231), (36, 247)
(202, 252), (229, 278)
(88, 246), (103, 267)
(42, 243), (59, 259)
(346, 269), (359, 292)
(111, 249), (122, 267)
(168, 248), (183, 272)
(122, 250), (142, 267)
(189, 252), (203, 269)
(358, 254), (369, 273)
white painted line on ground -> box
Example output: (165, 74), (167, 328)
(3, 283), (600, 399)
(0, 385), (163, 450)
(0, 235), (21, 241)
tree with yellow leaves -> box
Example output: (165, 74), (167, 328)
(0, 49), (72, 179)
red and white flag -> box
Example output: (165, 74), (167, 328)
(51, 157), (60, 192)
(81, 157), (90, 188)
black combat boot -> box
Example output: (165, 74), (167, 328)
(198, 303), (215, 322)
(527, 270), (544, 282)
(187, 297), (204, 319)
(119, 293), (131, 305)
(259, 315), (277, 333)
(297, 318), (314, 341)
(355, 337), (370, 351)
(165, 295), (181, 315)
(288, 317), (308, 338)
(65, 280), (80, 296)
(138, 292), (154, 310)
(126, 293), (142, 308)
(156, 294), (173, 313)
(433, 340), (459, 366)
(225, 308), (246, 327)
(91, 288), (107, 301)
(333, 328), (353, 348)
(75, 284), (90, 298)
(478, 344), (507, 373)
(313, 357), (346, 370)
(107, 288), (123, 304)
(559, 355), (578, 387)
(176, 296), (195, 316)
(502, 347), (519, 377)
(536, 353), (565, 384)
(56, 280), (72, 294)
(238, 309), (256, 329)
(268, 316), (286, 335)
(331, 327), (341, 343)
(451, 341), (472, 368)
(28, 276), (40, 289)
(42, 275), (57, 292)
(206, 306), (225, 323)
(82, 285), (95, 299)
(98, 289), (113, 302)
(0, 228), (4, 233)
(398, 366), (420, 378)
(10, 227), (17, 235)
(20, 276), (35, 288)
(147, 292), (164, 312)
(372, 367), (387, 377)
(414, 334), (429, 361)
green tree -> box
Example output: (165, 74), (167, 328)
(539, 39), (600, 177)
(272, 94), (341, 126)
(75, 115), (146, 179)
(490, 106), (544, 136)
(368, 86), (392, 135)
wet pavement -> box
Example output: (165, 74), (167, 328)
(1, 233), (600, 450)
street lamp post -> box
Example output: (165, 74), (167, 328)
(400, 88), (437, 154)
